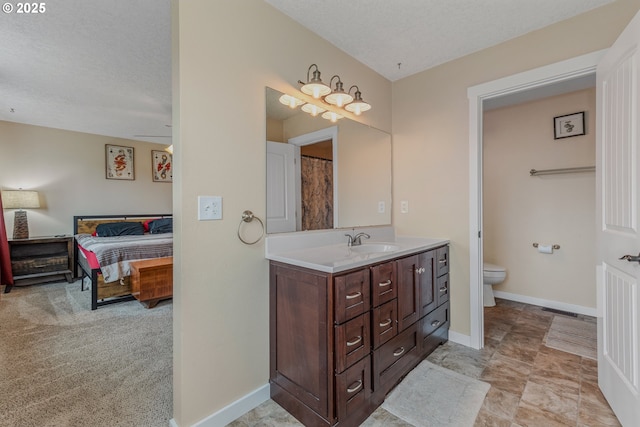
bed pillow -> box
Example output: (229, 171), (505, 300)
(143, 218), (159, 232)
(96, 221), (145, 237)
(148, 218), (172, 234)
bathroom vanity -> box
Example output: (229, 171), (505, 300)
(266, 229), (450, 427)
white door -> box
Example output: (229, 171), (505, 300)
(596, 10), (640, 427)
(266, 141), (296, 233)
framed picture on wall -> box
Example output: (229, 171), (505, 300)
(152, 150), (172, 182)
(554, 111), (585, 139)
(105, 144), (135, 180)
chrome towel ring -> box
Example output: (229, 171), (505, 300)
(237, 210), (264, 245)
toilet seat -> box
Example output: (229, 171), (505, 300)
(483, 262), (505, 273)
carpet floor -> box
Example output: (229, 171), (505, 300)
(0, 280), (172, 427)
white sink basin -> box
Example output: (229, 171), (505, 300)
(349, 243), (400, 254)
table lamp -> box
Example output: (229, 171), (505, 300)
(1, 190), (40, 239)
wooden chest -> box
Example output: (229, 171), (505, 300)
(130, 257), (173, 308)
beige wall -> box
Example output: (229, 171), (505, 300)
(483, 89), (596, 308)
(392, 0), (639, 336)
(0, 120), (172, 236)
(173, 1), (391, 425)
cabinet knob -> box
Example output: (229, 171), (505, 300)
(378, 279), (392, 287)
(431, 320), (441, 327)
(438, 259), (447, 264)
(439, 287), (447, 293)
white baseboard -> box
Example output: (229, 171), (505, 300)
(493, 290), (597, 317)
(171, 383), (270, 427)
(448, 330), (471, 347)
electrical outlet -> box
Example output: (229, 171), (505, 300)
(198, 196), (222, 220)
(400, 200), (409, 214)
(378, 201), (385, 213)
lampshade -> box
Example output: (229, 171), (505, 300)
(300, 64), (331, 99)
(165, 145), (174, 154)
(1, 190), (40, 209)
(324, 76), (353, 107)
(279, 94), (304, 109)
(322, 111), (343, 123)
(301, 103), (326, 117)
(345, 86), (372, 115)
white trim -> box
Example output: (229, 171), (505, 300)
(467, 49), (606, 349)
(188, 383), (270, 427)
(493, 290), (597, 317)
(448, 330), (471, 347)
(170, 419), (179, 427)
(288, 126), (339, 228)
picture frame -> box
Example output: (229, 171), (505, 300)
(152, 150), (172, 182)
(105, 144), (135, 180)
(554, 111), (585, 139)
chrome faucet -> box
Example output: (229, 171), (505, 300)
(345, 231), (371, 246)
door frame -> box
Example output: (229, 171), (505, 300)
(288, 126), (339, 229)
(466, 49), (606, 349)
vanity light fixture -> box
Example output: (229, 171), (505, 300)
(299, 64), (331, 99)
(278, 94), (304, 109)
(344, 85), (372, 116)
(324, 75), (353, 108)
(297, 64), (372, 117)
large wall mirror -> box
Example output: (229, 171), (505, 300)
(266, 87), (392, 233)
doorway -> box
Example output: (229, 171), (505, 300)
(467, 50), (606, 349)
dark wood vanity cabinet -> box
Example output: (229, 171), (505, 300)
(269, 244), (450, 427)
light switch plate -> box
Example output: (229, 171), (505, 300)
(198, 196), (222, 220)
(400, 200), (409, 214)
(378, 201), (385, 213)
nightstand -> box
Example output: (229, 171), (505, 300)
(4, 236), (75, 293)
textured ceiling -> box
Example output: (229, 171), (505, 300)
(266, 0), (614, 81)
(0, 1), (613, 144)
(0, 0), (171, 144)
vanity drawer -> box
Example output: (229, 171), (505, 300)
(436, 246), (449, 277)
(335, 312), (370, 374)
(372, 299), (398, 349)
(436, 273), (449, 306)
(373, 323), (419, 395)
(371, 261), (397, 307)
(420, 301), (449, 338)
(334, 269), (370, 324)
(335, 355), (371, 422)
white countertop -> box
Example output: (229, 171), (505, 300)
(265, 227), (448, 273)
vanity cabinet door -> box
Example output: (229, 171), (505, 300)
(371, 261), (397, 307)
(396, 255), (420, 332)
(334, 269), (370, 324)
(418, 250), (437, 317)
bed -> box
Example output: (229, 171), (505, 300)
(74, 214), (173, 310)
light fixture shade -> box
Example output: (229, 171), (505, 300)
(300, 64), (331, 99)
(345, 99), (372, 115)
(1, 190), (40, 209)
(322, 111), (343, 122)
(325, 77), (353, 107)
(301, 103), (326, 117)
(165, 145), (174, 154)
(279, 94), (304, 109)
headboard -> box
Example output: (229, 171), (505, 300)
(73, 214), (172, 235)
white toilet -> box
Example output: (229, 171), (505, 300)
(483, 262), (507, 307)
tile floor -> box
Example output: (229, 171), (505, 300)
(228, 299), (620, 426)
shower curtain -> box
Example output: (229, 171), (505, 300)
(301, 155), (333, 231)
(0, 195), (14, 289)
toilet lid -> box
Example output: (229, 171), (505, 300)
(484, 262), (505, 272)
